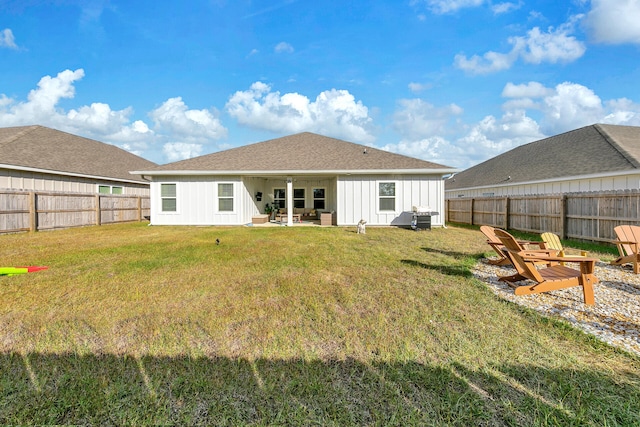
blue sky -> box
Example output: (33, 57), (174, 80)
(1, 0), (640, 168)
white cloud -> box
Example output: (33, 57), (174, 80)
(384, 97), (465, 166)
(0, 69), (229, 163)
(500, 80), (640, 135)
(603, 98), (640, 125)
(0, 28), (17, 49)
(163, 142), (204, 162)
(0, 69), (154, 147)
(452, 110), (544, 166)
(510, 19), (586, 64)
(392, 98), (463, 140)
(149, 97), (228, 143)
(454, 50), (516, 74)
(540, 82), (604, 133)
(585, 0), (640, 44)
(502, 81), (555, 98)
(393, 79), (640, 168)
(416, 0), (484, 14)
(382, 136), (459, 166)
(408, 82), (433, 92)
(225, 82), (375, 143)
(492, 1), (521, 15)
(455, 16), (586, 74)
(0, 69), (85, 126)
(274, 42), (294, 53)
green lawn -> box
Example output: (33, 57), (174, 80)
(0, 223), (638, 425)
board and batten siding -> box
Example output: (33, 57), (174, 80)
(446, 172), (640, 199)
(0, 168), (150, 196)
(337, 175), (445, 226)
(150, 176), (247, 226)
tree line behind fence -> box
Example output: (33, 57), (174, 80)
(0, 190), (150, 234)
(446, 190), (640, 243)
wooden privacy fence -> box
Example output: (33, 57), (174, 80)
(446, 190), (640, 243)
(0, 190), (150, 234)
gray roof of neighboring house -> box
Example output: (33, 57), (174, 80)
(0, 125), (157, 184)
(135, 132), (457, 175)
(445, 124), (640, 191)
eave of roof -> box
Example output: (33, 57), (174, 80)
(132, 168), (459, 176)
(1, 163), (151, 185)
(444, 168), (640, 193)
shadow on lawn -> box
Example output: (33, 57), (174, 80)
(420, 247), (486, 261)
(401, 259), (473, 278)
(1, 352), (638, 425)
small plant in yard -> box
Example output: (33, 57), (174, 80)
(0, 223), (638, 425)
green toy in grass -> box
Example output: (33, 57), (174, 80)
(0, 266), (48, 276)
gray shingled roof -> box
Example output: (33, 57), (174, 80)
(0, 125), (157, 183)
(137, 132), (456, 174)
(445, 124), (640, 191)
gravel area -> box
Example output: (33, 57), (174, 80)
(473, 258), (640, 357)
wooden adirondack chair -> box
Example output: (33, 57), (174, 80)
(540, 232), (563, 252)
(480, 226), (546, 266)
(494, 229), (598, 305)
(480, 226), (512, 266)
(611, 225), (640, 274)
(541, 232), (587, 265)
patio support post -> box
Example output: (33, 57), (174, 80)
(286, 177), (293, 226)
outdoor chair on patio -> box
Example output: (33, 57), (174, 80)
(480, 226), (546, 266)
(611, 225), (640, 274)
(494, 229), (598, 305)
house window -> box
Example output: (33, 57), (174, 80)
(161, 183), (177, 212)
(218, 183), (234, 212)
(98, 185), (123, 194)
(293, 188), (305, 208)
(274, 188), (286, 209)
(313, 188), (325, 210)
(379, 182), (396, 211)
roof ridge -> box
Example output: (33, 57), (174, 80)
(0, 125), (40, 149)
(594, 123), (640, 169)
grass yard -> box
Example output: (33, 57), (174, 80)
(0, 223), (638, 425)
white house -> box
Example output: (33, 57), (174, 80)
(132, 132), (459, 227)
(0, 125), (155, 195)
(445, 124), (640, 198)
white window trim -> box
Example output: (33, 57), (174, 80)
(217, 182), (236, 214)
(160, 182), (178, 214)
(377, 180), (398, 213)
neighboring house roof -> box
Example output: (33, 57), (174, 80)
(0, 125), (156, 184)
(133, 132), (458, 175)
(445, 124), (640, 191)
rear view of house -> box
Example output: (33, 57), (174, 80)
(132, 132), (459, 227)
(0, 125), (156, 195)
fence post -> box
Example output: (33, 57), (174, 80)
(29, 191), (37, 232)
(95, 195), (101, 226)
(503, 197), (509, 229)
(470, 198), (475, 225)
(137, 196), (142, 222)
(559, 194), (567, 239)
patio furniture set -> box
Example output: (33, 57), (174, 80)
(480, 225), (640, 306)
